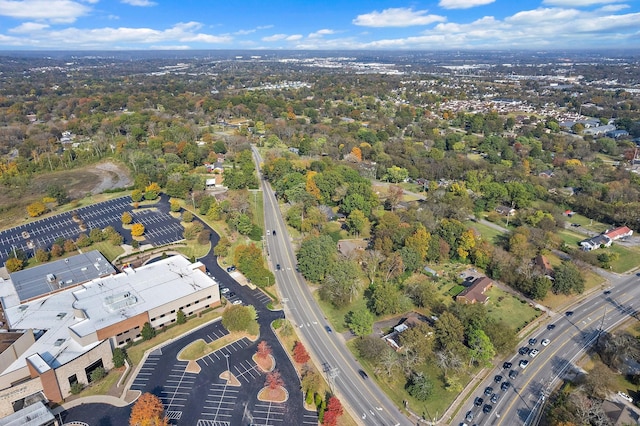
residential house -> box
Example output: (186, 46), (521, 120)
(534, 255), (554, 278)
(538, 170), (554, 178)
(456, 276), (493, 304)
(604, 226), (633, 241)
(601, 400), (639, 426)
(495, 205), (516, 216)
(606, 129), (629, 139)
(382, 313), (430, 351)
(580, 234), (612, 251)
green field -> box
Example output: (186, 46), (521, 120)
(609, 244), (640, 273)
(465, 220), (503, 243)
(485, 287), (542, 331)
(313, 291), (368, 333)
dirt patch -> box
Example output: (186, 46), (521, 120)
(0, 160), (132, 229)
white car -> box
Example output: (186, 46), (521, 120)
(220, 287), (230, 294)
(519, 359), (529, 369)
(541, 338), (550, 346)
(232, 300), (243, 305)
(529, 349), (540, 358)
(618, 391), (633, 403)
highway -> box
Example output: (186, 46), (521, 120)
(452, 272), (640, 426)
(251, 146), (414, 426)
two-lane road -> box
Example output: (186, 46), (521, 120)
(252, 147), (414, 426)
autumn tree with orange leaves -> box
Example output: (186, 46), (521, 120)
(293, 341), (310, 364)
(322, 396), (344, 426)
(129, 392), (168, 426)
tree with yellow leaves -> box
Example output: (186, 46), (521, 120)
(131, 223), (145, 237)
(129, 393), (168, 426)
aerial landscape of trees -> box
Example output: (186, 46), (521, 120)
(1, 51), (639, 424)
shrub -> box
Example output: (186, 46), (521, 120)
(70, 382), (85, 394)
(112, 347), (127, 368)
(90, 367), (106, 382)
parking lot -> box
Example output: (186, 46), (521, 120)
(0, 195), (184, 264)
(126, 314), (314, 426)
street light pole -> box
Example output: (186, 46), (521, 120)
(224, 354), (230, 383)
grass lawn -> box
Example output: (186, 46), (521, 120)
(178, 331), (254, 361)
(176, 239), (211, 260)
(77, 367), (124, 397)
(485, 287), (542, 331)
(566, 213), (608, 234)
(127, 309), (222, 365)
(313, 292), (368, 333)
(465, 220), (503, 244)
(609, 244), (640, 273)
(90, 241), (125, 262)
(348, 340), (470, 421)
(557, 229), (585, 246)
(541, 268), (605, 311)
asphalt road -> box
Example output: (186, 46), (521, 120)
(453, 272), (640, 426)
(252, 146), (415, 426)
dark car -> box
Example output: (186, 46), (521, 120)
(503, 362), (512, 370)
(272, 230), (276, 236)
(571, 223), (580, 227)
(325, 325), (332, 333)
(474, 397), (484, 407)
(483, 404), (493, 414)
(566, 311), (574, 316)
(519, 347), (529, 356)
(501, 381), (511, 391)
(358, 370), (368, 379)
(494, 375), (503, 383)
(604, 290), (612, 295)
(528, 338), (537, 346)
(509, 370), (519, 380)
(276, 264), (281, 271)
(490, 393), (500, 404)
(228, 292), (236, 298)
(226, 265), (236, 272)
(547, 324), (556, 330)
(484, 386), (493, 396)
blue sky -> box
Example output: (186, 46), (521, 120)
(0, 0), (638, 50)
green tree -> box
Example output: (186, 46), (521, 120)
(405, 224), (431, 262)
(346, 307), (374, 337)
(468, 328), (496, 366)
(141, 322), (155, 341)
(35, 248), (50, 263)
(434, 312), (465, 350)
(320, 259), (362, 308)
(297, 235), (336, 282)
(131, 189), (143, 202)
(222, 304), (258, 333)
(406, 372), (433, 401)
(553, 261), (585, 295)
(346, 209), (369, 236)
(370, 283), (402, 316)
(170, 198), (181, 212)
(176, 309), (187, 325)
(113, 347), (127, 368)
(182, 211), (193, 223)
(384, 166), (409, 183)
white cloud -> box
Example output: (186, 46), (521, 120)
(352, 7), (446, 27)
(9, 22), (49, 33)
(438, 0), (495, 9)
(598, 4), (629, 11)
(262, 33), (287, 42)
(149, 45), (191, 50)
(286, 34), (302, 41)
(543, 0), (625, 6)
(308, 28), (336, 38)
(234, 25), (274, 35)
(0, 0), (91, 23)
(121, 0), (156, 6)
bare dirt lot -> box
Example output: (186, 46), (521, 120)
(0, 160), (132, 229)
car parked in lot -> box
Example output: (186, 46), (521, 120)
(226, 265), (236, 272)
(220, 287), (230, 294)
(232, 300), (243, 305)
(541, 339), (550, 346)
(501, 381), (511, 391)
(228, 292), (236, 297)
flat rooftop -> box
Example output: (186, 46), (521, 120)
(9, 250), (115, 302)
(2, 255), (218, 376)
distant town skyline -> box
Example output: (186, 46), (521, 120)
(0, 0), (638, 50)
